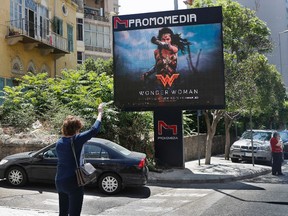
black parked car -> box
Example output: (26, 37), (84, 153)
(0, 138), (148, 195)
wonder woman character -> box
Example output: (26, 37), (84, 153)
(143, 27), (189, 79)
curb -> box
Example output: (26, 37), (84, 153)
(147, 168), (271, 185)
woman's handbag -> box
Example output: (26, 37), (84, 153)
(71, 139), (97, 187)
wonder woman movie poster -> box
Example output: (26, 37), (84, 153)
(113, 7), (225, 111)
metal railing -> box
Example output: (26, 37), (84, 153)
(83, 7), (110, 22)
(6, 18), (68, 53)
(84, 13), (110, 22)
(85, 45), (111, 53)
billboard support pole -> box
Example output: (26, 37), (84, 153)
(154, 109), (184, 168)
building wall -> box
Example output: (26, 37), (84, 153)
(0, 0), (77, 90)
(235, 0), (288, 89)
(0, 1), (55, 81)
(80, 0), (118, 62)
(55, 0), (78, 73)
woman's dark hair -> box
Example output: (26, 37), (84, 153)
(61, 115), (84, 136)
(273, 132), (279, 138)
(157, 27), (190, 54)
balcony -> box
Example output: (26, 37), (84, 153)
(5, 19), (69, 55)
(84, 7), (109, 22)
(85, 45), (111, 53)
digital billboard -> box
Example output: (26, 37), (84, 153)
(113, 7), (225, 111)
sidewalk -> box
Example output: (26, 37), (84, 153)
(0, 156), (272, 215)
(148, 155), (272, 184)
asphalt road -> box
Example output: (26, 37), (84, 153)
(0, 162), (287, 216)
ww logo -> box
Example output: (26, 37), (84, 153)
(156, 74), (179, 87)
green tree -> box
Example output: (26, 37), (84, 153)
(191, 0), (283, 164)
(0, 58), (153, 158)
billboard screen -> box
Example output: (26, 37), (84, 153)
(113, 7), (225, 111)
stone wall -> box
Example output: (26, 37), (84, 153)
(183, 134), (225, 161)
(0, 129), (225, 161)
(0, 128), (58, 160)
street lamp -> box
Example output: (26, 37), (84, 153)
(279, 30), (288, 75)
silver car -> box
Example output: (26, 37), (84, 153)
(229, 130), (275, 164)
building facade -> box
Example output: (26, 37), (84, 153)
(0, 0), (119, 102)
(76, 0), (119, 64)
(235, 0), (288, 89)
(0, 0), (78, 91)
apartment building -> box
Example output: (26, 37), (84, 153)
(76, 0), (119, 64)
(235, 0), (288, 89)
(0, 0), (119, 104)
(0, 0), (78, 94)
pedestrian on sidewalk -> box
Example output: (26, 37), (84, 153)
(55, 103), (104, 216)
(270, 132), (284, 176)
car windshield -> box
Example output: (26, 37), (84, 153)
(279, 131), (288, 142)
(241, 131), (272, 141)
(104, 140), (131, 156)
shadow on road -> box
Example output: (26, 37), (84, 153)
(215, 189), (288, 206)
(0, 180), (151, 199)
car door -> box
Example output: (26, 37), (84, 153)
(28, 146), (58, 182)
(82, 143), (120, 172)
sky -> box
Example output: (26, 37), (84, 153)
(118, 0), (188, 15)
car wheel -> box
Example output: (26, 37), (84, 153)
(98, 173), (122, 195)
(6, 166), (28, 186)
(231, 158), (239, 163)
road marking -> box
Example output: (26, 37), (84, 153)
(155, 192), (207, 197)
(43, 199), (58, 206)
(140, 198), (166, 203)
(135, 206), (174, 212)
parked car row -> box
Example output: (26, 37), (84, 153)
(229, 129), (288, 164)
(0, 138), (148, 195)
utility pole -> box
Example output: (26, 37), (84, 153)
(174, 0), (178, 10)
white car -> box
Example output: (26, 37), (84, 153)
(229, 130), (275, 164)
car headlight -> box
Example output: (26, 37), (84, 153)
(230, 145), (240, 150)
(0, 159), (8, 165)
(258, 145), (270, 151)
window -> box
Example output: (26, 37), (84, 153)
(11, 56), (23, 75)
(0, 78), (18, 105)
(27, 61), (36, 73)
(62, 3), (68, 16)
(77, 52), (83, 64)
(43, 146), (57, 158)
(83, 144), (109, 159)
(77, 18), (83, 41)
(67, 24), (73, 52)
(39, 5), (49, 39)
(53, 17), (63, 36)
(40, 64), (50, 75)
(103, 26), (110, 48)
(10, 0), (22, 28)
(6, 79), (14, 87)
(84, 23), (110, 49)
(24, 0), (37, 38)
